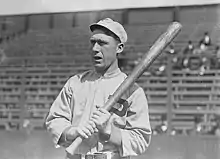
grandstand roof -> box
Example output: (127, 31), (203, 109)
(0, 0), (219, 16)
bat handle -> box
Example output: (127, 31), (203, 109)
(65, 136), (83, 155)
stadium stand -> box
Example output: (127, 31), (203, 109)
(0, 5), (220, 135)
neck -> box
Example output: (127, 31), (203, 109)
(95, 60), (119, 76)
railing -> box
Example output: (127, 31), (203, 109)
(1, 53), (220, 133)
(0, 21), (219, 133)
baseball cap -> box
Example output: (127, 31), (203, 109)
(90, 18), (127, 44)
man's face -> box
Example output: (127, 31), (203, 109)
(90, 29), (120, 72)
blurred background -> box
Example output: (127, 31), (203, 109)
(0, 0), (220, 159)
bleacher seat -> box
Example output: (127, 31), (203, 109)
(0, 9), (220, 132)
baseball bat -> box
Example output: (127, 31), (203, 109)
(66, 22), (182, 155)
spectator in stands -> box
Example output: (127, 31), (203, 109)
(0, 49), (7, 65)
(45, 18), (151, 159)
(207, 118), (219, 135)
(207, 111), (220, 136)
(199, 40), (207, 51)
(215, 46), (220, 58)
(187, 115), (204, 135)
(167, 43), (176, 54)
(211, 46), (220, 69)
(154, 114), (167, 134)
(183, 40), (194, 55)
(198, 32), (211, 51)
(201, 32), (211, 46)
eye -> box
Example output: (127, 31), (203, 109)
(90, 39), (96, 45)
(97, 40), (107, 46)
(90, 38), (108, 46)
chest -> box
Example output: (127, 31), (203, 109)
(71, 79), (122, 125)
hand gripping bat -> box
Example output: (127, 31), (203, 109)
(66, 22), (182, 155)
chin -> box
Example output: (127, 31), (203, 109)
(94, 65), (104, 71)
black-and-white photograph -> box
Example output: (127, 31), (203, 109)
(0, 0), (220, 159)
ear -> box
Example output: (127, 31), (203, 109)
(116, 43), (124, 55)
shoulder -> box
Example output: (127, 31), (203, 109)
(68, 70), (92, 82)
(64, 70), (93, 89)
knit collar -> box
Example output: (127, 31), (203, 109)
(93, 68), (122, 79)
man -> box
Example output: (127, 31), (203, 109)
(45, 18), (151, 159)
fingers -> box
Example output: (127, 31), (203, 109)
(98, 108), (110, 114)
(91, 107), (112, 132)
(90, 112), (103, 124)
(75, 106), (111, 139)
(77, 127), (90, 139)
(94, 107), (110, 115)
(90, 116), (98, 124)
(88, 120), (96, 129)
(77, 121), (98, 139)
(91, 109), (102, 122)
(92, 109), (102, 116)
(91, 113), (99, 121)
(87, 121), (99, 133)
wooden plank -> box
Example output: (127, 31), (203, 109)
(173, 83), (215, 87)
(173, 100), (220, 104)
(26, 100), (54, 104)
(173, 91), (215, 95)
(149, 108), (167, 114)
(172, 109), (219, 114)
(0, 100), (20, 104)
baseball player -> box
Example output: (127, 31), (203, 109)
(45, 18), (151, 159)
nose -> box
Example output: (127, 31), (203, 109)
(92, 42), (100, 53)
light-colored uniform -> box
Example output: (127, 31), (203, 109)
(45, 68), (151, 159)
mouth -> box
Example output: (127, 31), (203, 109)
(93, 56), (102, 62)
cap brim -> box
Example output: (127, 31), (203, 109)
(90, 23), (109, 32)
(90, 23), (121, 42)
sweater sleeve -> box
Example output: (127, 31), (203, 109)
(119, 87), (152, 157)
(45, 77), (74, 148)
